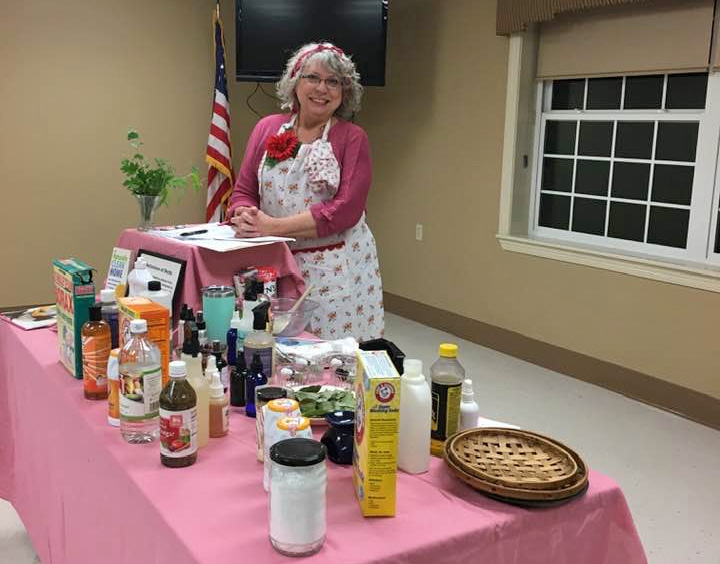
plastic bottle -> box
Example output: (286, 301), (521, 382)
(182, 329), (209, 448)
(142, 279), (173, 357)
(208, 364), (229, 438)
(159, 360), (198, 468)
(397, 359), (432, 474)
(120, 319), (163, 443)
(245, 352), (268, 418)
(244, 302), (274, 378)
(127, 257), (155, 297)
(211, 340), (228, 393)
(107, 348), (120, 426)
(429, 343), (465, 457)
(177, 303), (189, 354)
(99, 288), (120, 349)
(81, 305), (111, 400)
(231, 347), (248, 410)
(237, 286), (257, 347)
(459, 379), (480, 431)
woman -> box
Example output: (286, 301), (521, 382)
(228, 42), (384, 341)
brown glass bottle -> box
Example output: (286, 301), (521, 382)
(159, 361), (198, 468)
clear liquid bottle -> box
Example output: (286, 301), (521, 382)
(120, 319), (163, 443)
(429, 343), (465, 456)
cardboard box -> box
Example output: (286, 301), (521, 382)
(52, 258), (96, 378)
(353, 350), (401, 517)
(118, 297), (170, 385)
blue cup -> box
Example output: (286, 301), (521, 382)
(202, 285), (236, 342)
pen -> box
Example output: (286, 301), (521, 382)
(179, 229), (208, 237)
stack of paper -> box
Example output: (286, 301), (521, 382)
(150, 223), (294, 253)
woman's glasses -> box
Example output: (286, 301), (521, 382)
(300, 74), (342, 90)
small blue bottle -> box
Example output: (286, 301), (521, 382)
(245, 352), (267, 418)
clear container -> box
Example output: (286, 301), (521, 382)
(120, 319), (163, 443)
(429, 343), (465, 456)
(269, 438), (327, 557)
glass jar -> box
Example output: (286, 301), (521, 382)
(269, 438), (327, 557)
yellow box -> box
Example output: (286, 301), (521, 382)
(118, 297), (170, 386)
(353, 350), (401, 517)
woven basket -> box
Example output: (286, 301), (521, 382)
(443, 428), (588, 501)
(446, 428), (578, 490)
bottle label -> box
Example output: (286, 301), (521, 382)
(108, 352), (120, 421)
(120, 366), (162, 421)
(245, 346), (273, 380)
(160, 407), (198, 457)
(82, 334), (110, 394)
(430, 381), (462, 443)
(222, 405), (230, 432)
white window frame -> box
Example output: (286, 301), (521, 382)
(497, 31), (720, 293)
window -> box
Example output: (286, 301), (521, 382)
(530, 72), (720, 265)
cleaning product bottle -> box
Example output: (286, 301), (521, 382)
(81, 305), (111, 400)
(99, 288), (120, 349)
(231, 347), (248, 410)
(459, 379), (480, 431)
(237, 285), (257, 348)
(208, 364), (229, 438)
(119, 319), (162, 443)
(211, 340), (228, 393)
(182, 329), (209, 448)
(142, 279), (173, 356)
(398, 359), (432, 474)
(159, 360), (198, 468)
(127, 257), (155, 297)
(243, 301), (274, 378)
(429, 343), (465, 457)
(245, 352), (268, 418)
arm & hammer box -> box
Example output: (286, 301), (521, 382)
(118, 297), (170, 386)
(353, 350), (401, 517)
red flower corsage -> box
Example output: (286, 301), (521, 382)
(265, 130), (300, 168)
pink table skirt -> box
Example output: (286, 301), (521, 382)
(0, 323), (647, 564)
(116, 229), (306, 316)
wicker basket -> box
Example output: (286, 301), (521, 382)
(443, 428), (588, 501)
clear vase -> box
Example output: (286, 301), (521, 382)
(135, 195), (162, 231)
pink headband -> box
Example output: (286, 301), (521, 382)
(290, 45), (346, 78)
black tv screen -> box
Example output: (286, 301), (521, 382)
(235, 0), (389, 86)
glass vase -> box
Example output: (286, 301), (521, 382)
(135, 195), (162, 231)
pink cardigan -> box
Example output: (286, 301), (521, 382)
(227, 113), (373, 239)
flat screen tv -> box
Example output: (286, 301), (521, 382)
(235, 0), (389, 86)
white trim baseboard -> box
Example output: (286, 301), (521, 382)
(497, 233), (720, 293)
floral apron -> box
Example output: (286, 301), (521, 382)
(258, 116), (384, 341)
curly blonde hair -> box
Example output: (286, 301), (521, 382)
(276, 42), (363, 120)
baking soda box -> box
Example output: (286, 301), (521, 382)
(118, 297), (170, 385)
(52, 258), (96, 378)
(353, 350), (401, 517)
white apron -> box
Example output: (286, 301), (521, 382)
(258, 116), (384, 341)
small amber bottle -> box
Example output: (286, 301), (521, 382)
(81, 305), (110, 400)
(159, 361), (198, 468)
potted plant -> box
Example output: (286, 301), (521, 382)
(120, 128), (202, 230)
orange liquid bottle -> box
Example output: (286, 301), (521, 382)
(81, 305), (111, 400)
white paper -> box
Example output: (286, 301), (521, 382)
(476, 416), (521, 430)
(1, 305), (57, 331)
(151, 223), (294, 252)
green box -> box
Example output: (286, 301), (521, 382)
(52, 258), (96, 378)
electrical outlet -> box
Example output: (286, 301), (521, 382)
(415, 223), (423, 241)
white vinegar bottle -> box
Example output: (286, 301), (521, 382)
(398, 359), (432, 474)
(459, 379), (480, 431)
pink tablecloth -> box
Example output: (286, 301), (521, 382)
(0, 323), (647, 564)
(116, 229), (306, 316)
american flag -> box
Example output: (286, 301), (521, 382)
(205, 5), (234, 222)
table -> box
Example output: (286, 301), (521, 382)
(116, 229), (306, 316)
(0, 323), (648, 564)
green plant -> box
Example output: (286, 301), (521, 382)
(120, 128), (202, 205)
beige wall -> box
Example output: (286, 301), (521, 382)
(4, 0), (719, 400)
(360, 0), (720, 400)
(0, 0), (274, 308)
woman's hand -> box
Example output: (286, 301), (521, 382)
(229, 206), (278, 237)
(229, 206), (260, 238)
